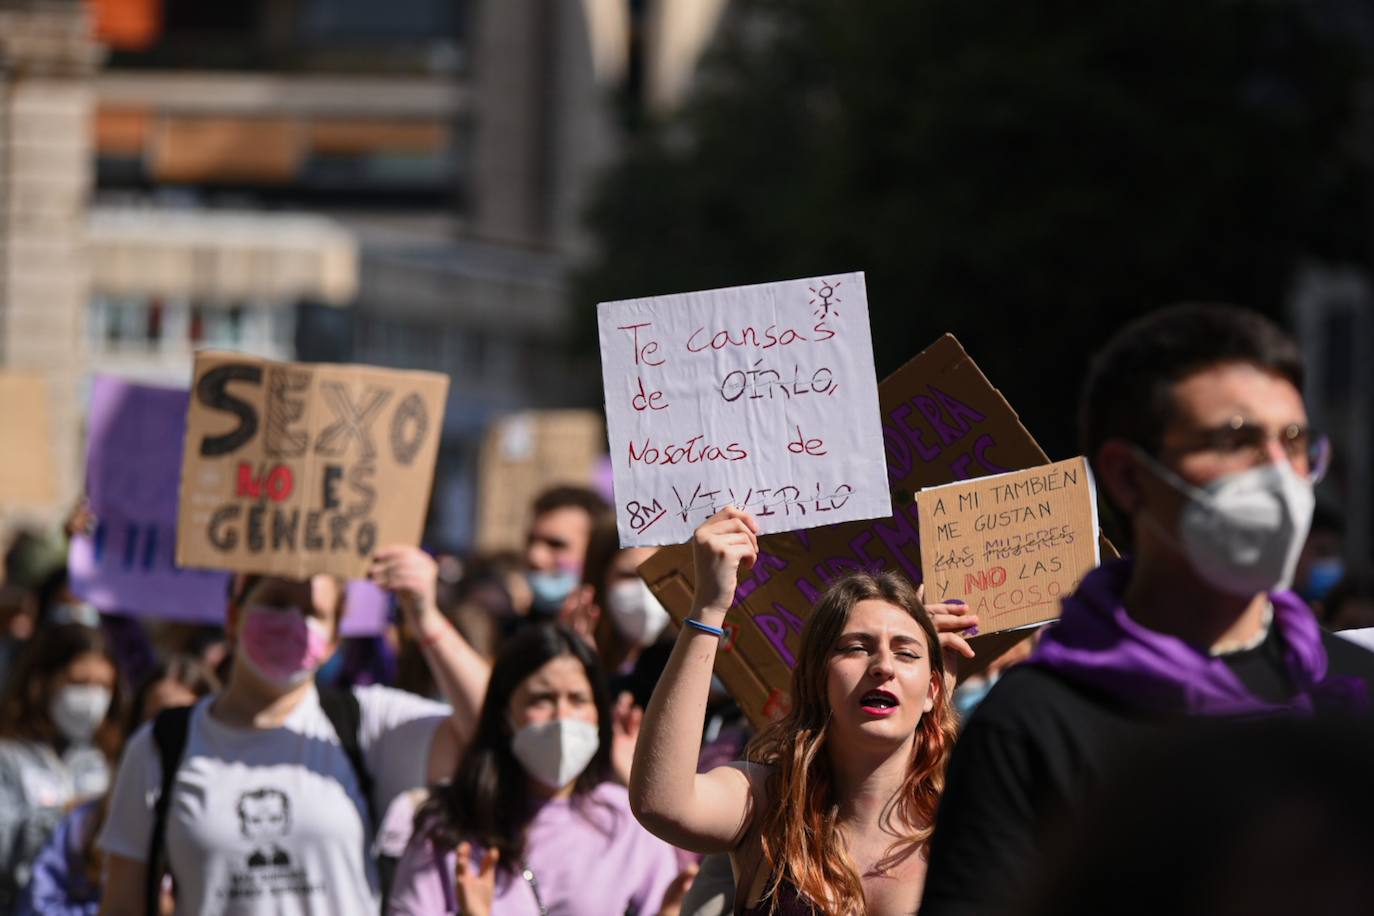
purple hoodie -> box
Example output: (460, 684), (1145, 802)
(1028, 559), (1367, 716)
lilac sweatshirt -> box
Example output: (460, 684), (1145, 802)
(387, 782), (680, 916)
(17, 800), (100, 916)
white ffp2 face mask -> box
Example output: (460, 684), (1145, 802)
(510, 718), (600, 790)
(49, 684), (112, 744)
(1135, 448), (1315, 596)
(605, 579), (670, 647)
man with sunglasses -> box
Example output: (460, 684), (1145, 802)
(920, 305), (1374, 916)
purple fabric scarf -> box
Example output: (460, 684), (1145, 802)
(1028, 559), (1368, 716)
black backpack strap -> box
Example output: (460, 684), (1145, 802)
(318, 686), (388, 914)
(317, 686), (377, 833)
(146, 705), (192, 916)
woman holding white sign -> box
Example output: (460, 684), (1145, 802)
(96, 546), (491, 916)
(629, 507), (975, 915)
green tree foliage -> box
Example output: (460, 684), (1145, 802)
(576, 0), (1369, 456)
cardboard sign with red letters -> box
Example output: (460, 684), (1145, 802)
(916, 456), (1100, 635)
(177, 351), (448, 579)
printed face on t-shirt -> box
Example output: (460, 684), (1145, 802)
(238, 788), (291, 842)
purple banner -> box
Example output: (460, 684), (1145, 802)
(69, 378), (228, 623)
(70, 376), (388, 635)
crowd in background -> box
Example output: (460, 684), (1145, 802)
(0, 308), (1373, 915)
(0, 480), (750, 915)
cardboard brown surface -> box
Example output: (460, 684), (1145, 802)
(0, 372), (56, 508)
(473, 411), (606, 554)
(916, 456), (1099, 635)
(177, 351), (448, 579)
(639, 334), (1075, 728)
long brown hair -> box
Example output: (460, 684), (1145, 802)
(0, 623), (120, 756)
(745, 571), (958, 915)
(419, 624), (617, 872)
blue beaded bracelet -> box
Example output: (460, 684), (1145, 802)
(684, 618), (726, 638)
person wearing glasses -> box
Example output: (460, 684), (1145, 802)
(919, 304), (1374, 916)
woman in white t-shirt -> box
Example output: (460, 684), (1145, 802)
(98, 546), (491, 916)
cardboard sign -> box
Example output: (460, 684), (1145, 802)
(70, 376), (389, 634)
(916, 457), (1099, 635)
(177, 352), (448, 579)
(598, 272), (891, 547)
(0, 371), (56, 508)
(639, 334), (1095, 728)
(474, 411), (606, 553)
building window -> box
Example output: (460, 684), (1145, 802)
(94, 298), (157, 350)
(146, 299), (163, 343)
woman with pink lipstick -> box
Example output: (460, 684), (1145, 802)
(96, 547), (491, 916)
(629, 507), (974, 915)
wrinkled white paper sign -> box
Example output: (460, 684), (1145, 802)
(598, 272), (891, 546)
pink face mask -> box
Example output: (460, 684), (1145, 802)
(239, 605), (332, 687)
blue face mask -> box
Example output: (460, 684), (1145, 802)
(1301, 557), (1345, 603)
(49, 602), (100, 628)
(528, 569), (579, 616)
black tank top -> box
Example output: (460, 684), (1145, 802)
(735, 867), (823, 916)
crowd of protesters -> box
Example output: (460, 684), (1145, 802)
(0, 304), (1370, 915)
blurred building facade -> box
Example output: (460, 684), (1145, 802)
(5, 1), (1370, 567)
(0, 0), (731, 546)
(0, 1), (102, 530)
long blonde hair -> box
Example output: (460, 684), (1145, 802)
(745, 571), (958, 914)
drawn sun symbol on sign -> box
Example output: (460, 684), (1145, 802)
(808, 279), (842, 318)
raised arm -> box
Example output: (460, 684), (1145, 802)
(371, 546), (491, 780)
(629, 507), (761, 854)
(98, 854), (147, 916)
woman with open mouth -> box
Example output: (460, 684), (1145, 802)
(629, 506), (975, 915)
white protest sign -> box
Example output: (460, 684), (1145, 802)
(598, 272), (891, 546)
(1338, 628), (1374, 654)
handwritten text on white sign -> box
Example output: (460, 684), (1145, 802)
(598, 273), (891, 546)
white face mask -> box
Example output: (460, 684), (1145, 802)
(605, 579), (670, 647)
(510, 718), (600, 790)
(1135, 448), (1315, 596)
(49, 684), (112, 744)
